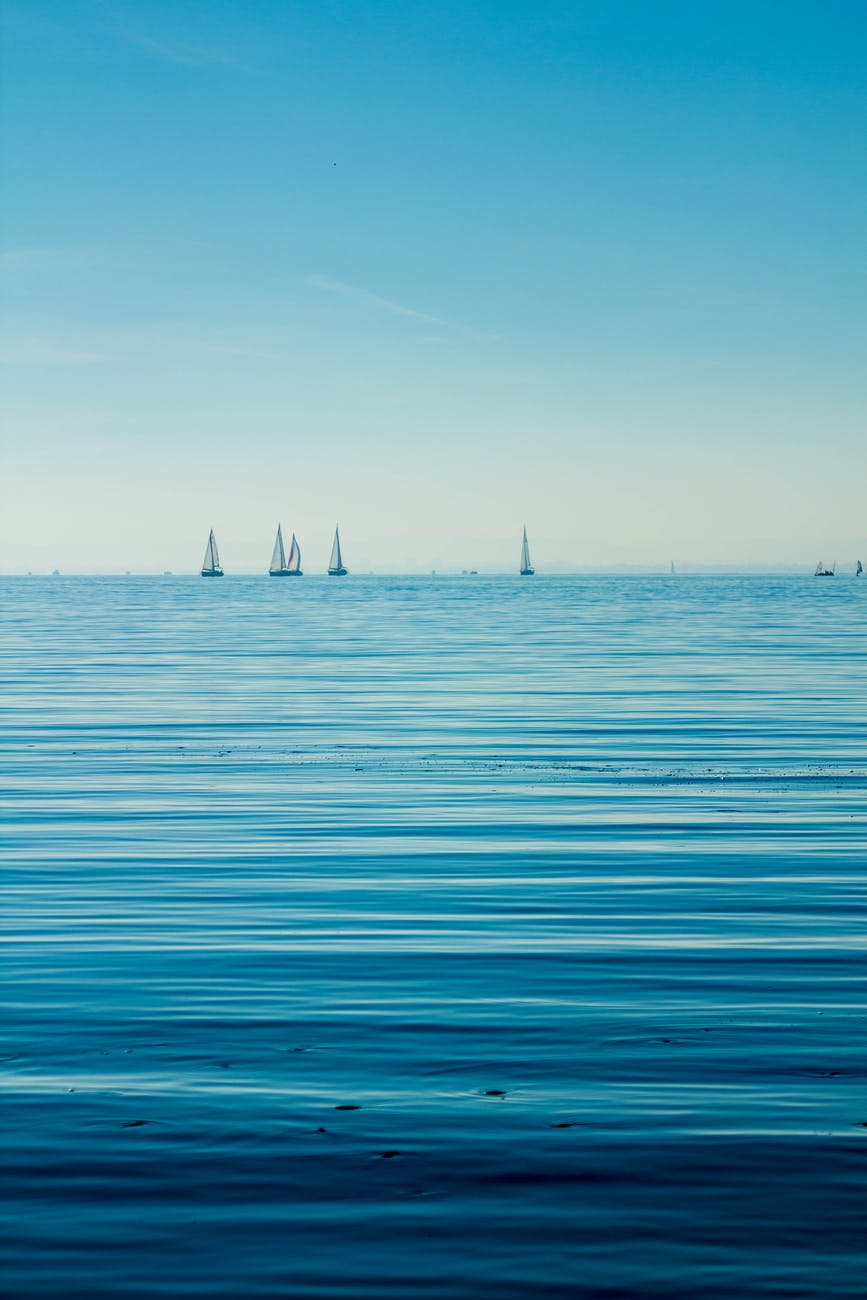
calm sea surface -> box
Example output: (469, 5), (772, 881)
(1, 575), (866, 1298)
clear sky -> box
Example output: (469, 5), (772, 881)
(1, 0), (865, 572)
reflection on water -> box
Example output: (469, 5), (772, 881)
(1, 575), (866, 1297)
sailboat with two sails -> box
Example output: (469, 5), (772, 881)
(201, 529), (223, 577)
(269, 525), (302, 577)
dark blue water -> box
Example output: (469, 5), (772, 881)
(2, 575), (866, 1298)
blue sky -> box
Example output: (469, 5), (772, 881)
(1, 0), (865, 571)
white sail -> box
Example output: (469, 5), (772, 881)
(202, 529), (221, 573)
(520, 527), (532, 573)
(270, 525), (286, 574)
(329, 527), (342, 572)
(287, 533), (301, 573)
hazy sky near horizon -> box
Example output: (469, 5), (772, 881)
(1, 0), (865, 571)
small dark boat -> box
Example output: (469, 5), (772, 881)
(814, 561), (835, 577)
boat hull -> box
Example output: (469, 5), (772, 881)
(201, 570), (224, 577)
(328, 568), (348, 576)
(269, 570), (302, 577)
(520, 568), (535, 576)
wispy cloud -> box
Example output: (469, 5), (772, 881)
(0, 247), (89, 272)
(183, 340), (278, 359)
(307, 276), (499, 342)
(0, 342), (111, 365)
(308, 276), (452, 328)
(112, 26), (256, 72)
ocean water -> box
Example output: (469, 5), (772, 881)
(1, 574), (866, 1298)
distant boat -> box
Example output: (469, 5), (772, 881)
(328, 526), (348, 576)
(857, 560), (863, 577)
(270, 524), (302, 576)
(269, 524), (287, 576)
(814, 561), (835, 577)
(670, 560), (676, 576)
(201, 528), (223, 577)
(520, 527), (534, 576)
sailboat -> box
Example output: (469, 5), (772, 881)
(201, 528), (223, 577)
(857, 561), (863, 577)
(814, 561), (835, 577)
(328, 526), (348, 576)
(269, 524), (287, 576)
(670, 560), (676, 576)
(519, 527), (534, 576)
(269, 525), (302, 576)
